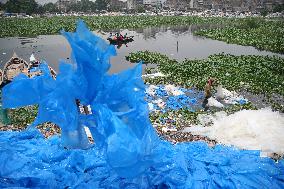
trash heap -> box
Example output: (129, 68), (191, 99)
(0, 20), (283, 188)
(146, 84), (203, 112)
(145, 84), (248, 113)
(183, 108), (284, 157)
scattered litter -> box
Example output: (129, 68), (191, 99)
(215, 85), (248, 105)
(145, 85), (248, 113)
(216, 85), (224, 99)
(142, 72), (165, 78)
(208, 97), (224, 108)
(148, 103), (154, 111)
(145, 85), (202, 112)
(165, 84), (185, 96)
(161, 127), (177, 133)
(146, 85), (157, 96)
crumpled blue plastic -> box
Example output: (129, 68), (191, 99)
(1, 20), (284, 188)
(1, 130), (283, 188)
(146, 85), (201, 112)
(238, 99), (248, 105)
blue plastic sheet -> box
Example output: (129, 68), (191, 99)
(1, 129), (284, 188)
(145, 85), (203, 112)
(1, 20), (284, 188)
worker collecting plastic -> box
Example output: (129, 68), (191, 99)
(202, 77), (216, 111)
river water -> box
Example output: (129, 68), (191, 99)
(0, 25), (282, 73)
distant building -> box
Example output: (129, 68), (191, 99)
(127, 0), (136, 9)
(56, 0), (77, 12)
(130, 0), (284, 11)
(263, 0), (275, 11)
(191, 0), (204, 10)
(127, 0), (144, 10)
(144, 0), (165, 9)
(164, 0), (190, 10)
(203, 0), (213, 9)
(110, 0), (127, 11)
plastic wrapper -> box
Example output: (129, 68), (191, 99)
(1, 20), (284, 188)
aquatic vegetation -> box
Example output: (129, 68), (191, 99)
(127, 51), (284, 112)
(127, 51), (284, 95)
(0, 16), (225, 37)
(1, 16), (282, 54)
(8, 105), (38, 127)
(195, 18), (284, 53)
(126, 50), (177, 65)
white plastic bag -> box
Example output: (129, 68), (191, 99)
(216, 85), (224, 99)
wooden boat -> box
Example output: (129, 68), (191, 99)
(0, 69), (3, 86)
(2, 52), (30, 82)
(107, 36), (134, 45)
(1, 53), (57, 87)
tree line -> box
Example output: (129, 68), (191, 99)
(0, 0), (110, 15)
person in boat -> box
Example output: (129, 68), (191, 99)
(117, 42), (123, 49)
(202, 77), (216, 111)
(112, 33), (117, 40)
(119, 33), (124, 41)
(108, 32), (113, 39)
(114, 33), (119, 40)
(124, 33), (128, 40)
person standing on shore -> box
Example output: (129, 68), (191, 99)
(202, 78), (216, 111)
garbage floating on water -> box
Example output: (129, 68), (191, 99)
(183, 108), (284, 156)
(1, 20), (284, 188)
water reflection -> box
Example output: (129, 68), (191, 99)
(131, 25), (192, 40)
(0, 25), (282, 74)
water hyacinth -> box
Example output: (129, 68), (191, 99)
(0, 20), (284, 188)
(0, 16), (224, 38)
(127, 51), (284, 112)
(195, 18), (284, 53)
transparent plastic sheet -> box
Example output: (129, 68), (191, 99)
(183, 108), (284, 155)
(1, 20), (284, 188)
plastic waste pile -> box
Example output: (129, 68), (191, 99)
(183, 108), (284, 157)
(216, 85), (248, 105)
(145, 84), (248, 112)
(146, 85), (203, 112)
(0, 20), (283, 188)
